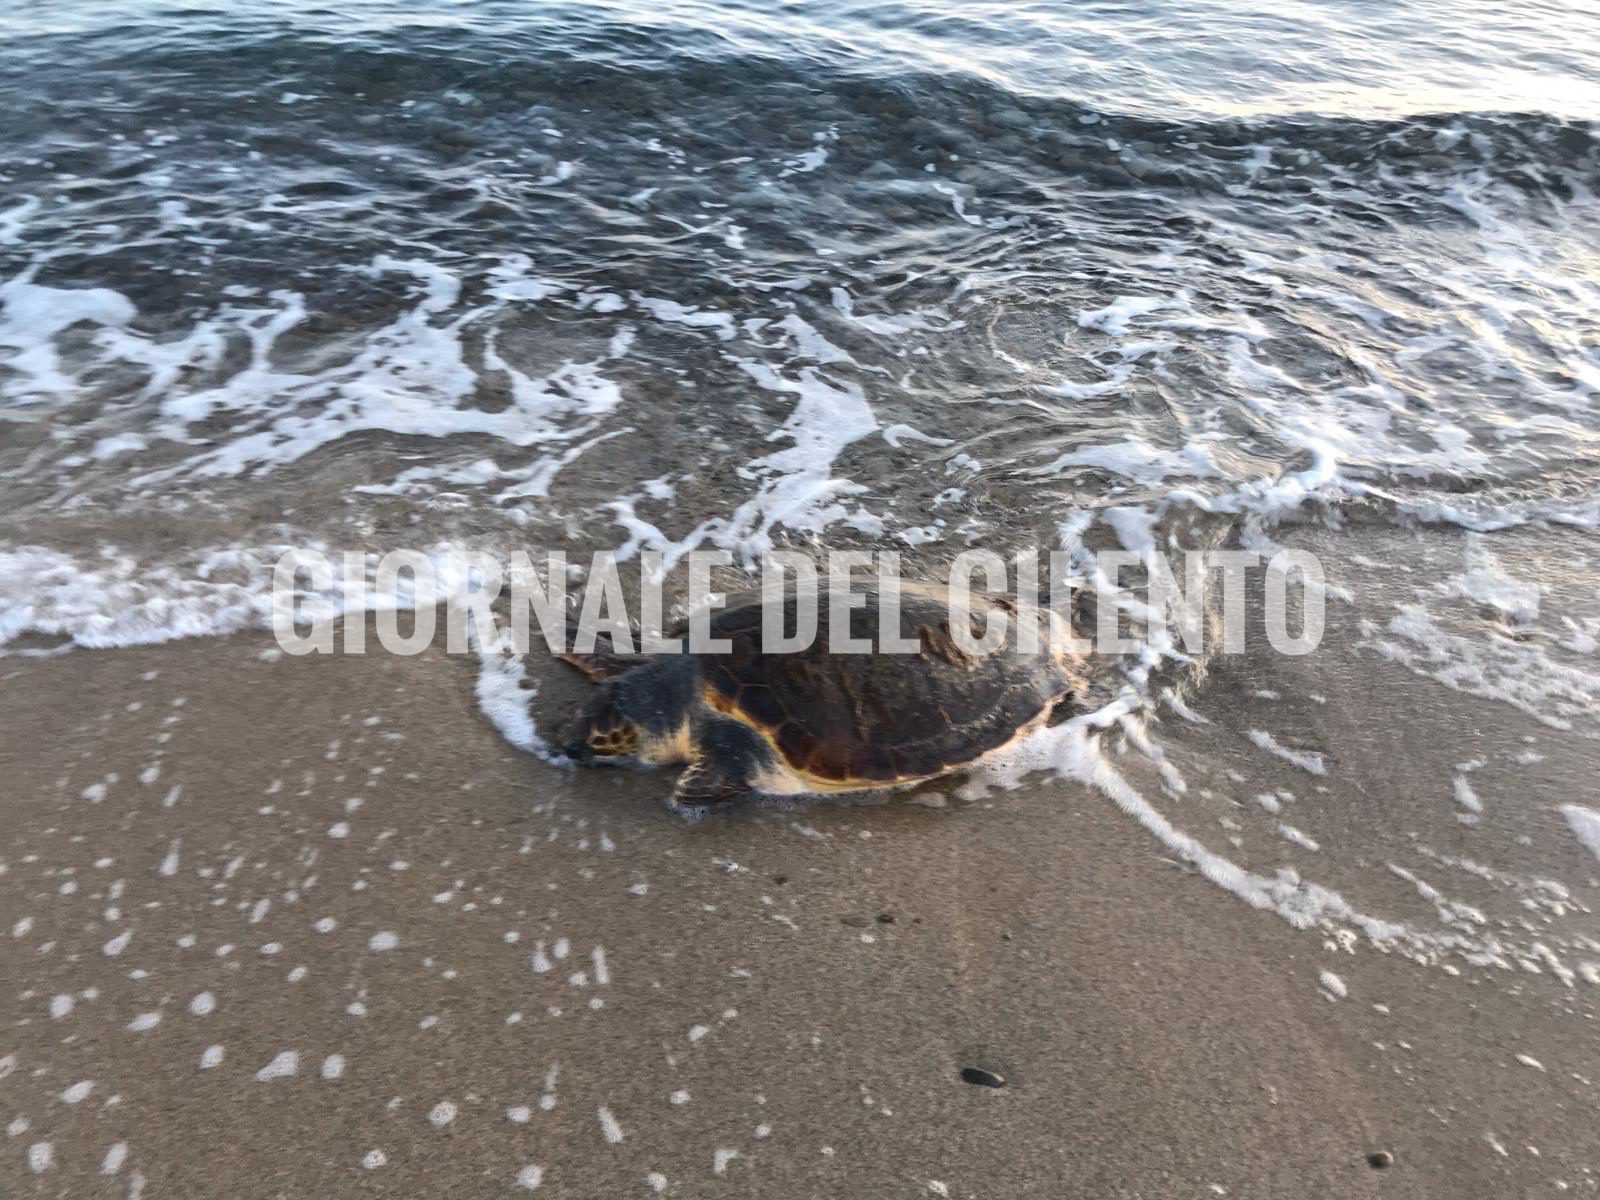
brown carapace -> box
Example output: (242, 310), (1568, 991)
(558, 581), (1084, 812)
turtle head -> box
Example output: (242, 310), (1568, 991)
(562, 684), (640, 764)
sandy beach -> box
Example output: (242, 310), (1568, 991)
(4, 544), (1597, 1199)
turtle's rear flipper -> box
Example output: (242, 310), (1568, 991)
(670, 755), (754, 812)
(558, 626), (640, 682)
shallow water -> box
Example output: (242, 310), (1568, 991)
(4, 0), (1600, 587)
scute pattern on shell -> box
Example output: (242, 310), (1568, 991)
(683, 583), (1079, 783)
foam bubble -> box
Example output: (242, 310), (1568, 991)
(516, 1165), (544, 1190)
(1560, 806), (1600, 863)
(1077, 295), (1175, 336)
(255, 1050), (298, 1081)
(1246, 730), (1328, 776)
(0, 272), (137, 401)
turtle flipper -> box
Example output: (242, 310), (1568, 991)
(671, 754), (755, 812)
(558, 626), (640, 682)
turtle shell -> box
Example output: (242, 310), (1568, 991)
(676, 581), (1080, 785)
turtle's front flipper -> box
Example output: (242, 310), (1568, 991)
(671, 754), (755, 812)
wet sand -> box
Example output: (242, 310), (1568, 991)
(2, 597), (1598, 1198)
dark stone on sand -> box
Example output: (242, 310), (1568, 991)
(1367, 1151), (1394, 1169)
(961, 1067), (1005, 1089)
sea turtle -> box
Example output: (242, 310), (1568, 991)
(557, 580), (1084, 811)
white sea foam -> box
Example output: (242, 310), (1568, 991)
(964, 706), (1567, 973)
(631, 295), (735, 339)
(1077, 295), (1174, 336)
(828, 287), (958, 336)
(1560, 806), (1600, 863)
(1279, 823), (1320, 851)
(1439, 536), (1543, 625)
(0, 256), (633, 492)
(613, 360), (879, 565)
(255, 1050), (298, 1081)
(1246, 730), (1327, 776)
(0, 270), (137, 401)
(0, 196), (41, 245)
(0, 545), (285, 651)
(472, 621), (553, 761)
(1035, 439), (1221, 485)
(1453, 775), (1484, 822)
(1040, 359), (1135, 401)
(485, 255), (567, 303)
(1362, 605), (1600, 732)
(0, 540), (514, 654)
